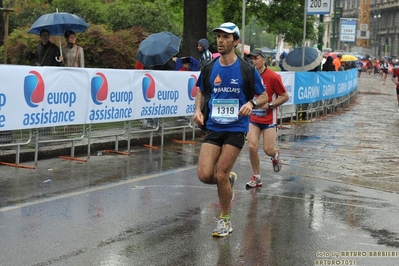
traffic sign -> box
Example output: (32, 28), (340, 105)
(306, 0), (332, 15)
(340, 19), (357, 43)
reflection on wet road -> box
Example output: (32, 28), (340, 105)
(1, 150), (398, 266)
(1, 75), (399, 265)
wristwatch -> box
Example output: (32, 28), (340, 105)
(249, 99), (257, 108)
(268, 103), (274, 109)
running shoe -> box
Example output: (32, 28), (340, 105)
(212, 217), (233, 237)
(229, 172), (237, 201)
(272, 150), (282, 172)
(246, 175), (263, 188)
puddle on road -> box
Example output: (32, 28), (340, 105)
(277, 134), (320, 142)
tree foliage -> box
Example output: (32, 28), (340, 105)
(1, 0), (320, 67)
(248, 0), (317, 46)
(4, 26), (39, 65)
(3, 23), (146, 68)
(80, 25), (146, 69)
(1, 0), (183, 67)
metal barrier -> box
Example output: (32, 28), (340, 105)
(279, 105), (297, 124)
(0, 129), (32, 166)
(289, 89), (358, 123)
(33, 125), (86, 164)
(126, 119), (162, 150)
(0, 91), (357, 167)
(87, 122), (127, 159)
(159, 117), (195, 146)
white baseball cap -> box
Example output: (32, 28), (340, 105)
(212, 22), (240, 38)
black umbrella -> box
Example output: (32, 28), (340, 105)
(136, 32), (181, 68)
(282, 47), (323, 71)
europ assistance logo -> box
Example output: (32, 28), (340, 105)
(142, 73), (156, 102)
(91, 72), (109, 105)
(187, 74), (198, 101)
(24, 71), (45, 108)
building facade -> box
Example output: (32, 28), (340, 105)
(323, 0), (399, 58)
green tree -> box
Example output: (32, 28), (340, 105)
(50, 0), (108, 26)
(219, 0), (243, 26)
(248, 0), (317, 46)
(105, 1), (180, 34)
(4, 26), (39, 65)
(3, 23), (146, 68)
(1, 0), (185, 67)
(79, 24), (146, 68)
(6, 1), (50, 30)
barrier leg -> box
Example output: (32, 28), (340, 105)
(87, 125), (91, 160)
(127, 122), (131, 151)
(34, 129), (39, 165)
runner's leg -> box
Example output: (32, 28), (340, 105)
(215, 144), (241, 216)
(247, 123), (262, 175)
(262, 126), (277, 158)
(197, 142), (221, 184)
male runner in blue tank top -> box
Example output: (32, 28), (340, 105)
(194, 22), (269, 237)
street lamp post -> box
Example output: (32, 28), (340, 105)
(373, 13), (381, 57)
(249, 32), (256, 51)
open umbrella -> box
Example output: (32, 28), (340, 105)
(174, 56), (199, 71)
(136, 31), (181, 68)
(259, 46), (276, 54)
(282, 47), (323, 72)
(28, 10), (89, 56)
(326, 51), (349, 59)
(28, 12), (89, 36)
(341, 54), (358, 62)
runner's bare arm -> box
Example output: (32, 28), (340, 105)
(193, 90), (204, 126)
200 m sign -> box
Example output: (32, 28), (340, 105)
(306, 0), (331, 14)
(310, 0), (323, 8)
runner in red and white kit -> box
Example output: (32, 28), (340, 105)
(391, 63), (399, 107)
(246, 49), (289, 188)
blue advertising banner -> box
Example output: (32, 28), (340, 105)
(293, 69), (358, 104)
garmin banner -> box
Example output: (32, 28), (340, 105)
(293, 69), (358, 104)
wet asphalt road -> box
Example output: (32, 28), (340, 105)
(0, 74), (399, 266)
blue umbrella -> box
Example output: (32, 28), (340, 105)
(174, 56), (200, 71)
(28, 12), (89, 36)
(28, 11), (89, 57)
(282, 47), (323, 72)
(136, 32), (181, 68)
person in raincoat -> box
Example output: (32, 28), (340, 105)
(391, 61), (399, 107)
(34, 29), (62, 66)
(197, 38), (213, 69)
(61, 30), (85, 67)
(322, 56), (336, 71)
(333, 53), (342, 71)
(278, 51), (287, 71)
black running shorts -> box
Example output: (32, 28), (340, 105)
(203, 130), (245, 150)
